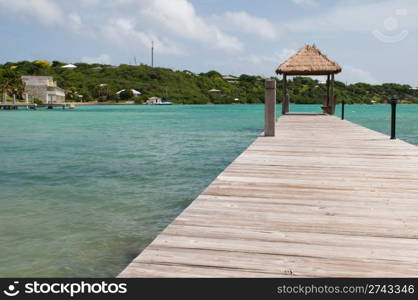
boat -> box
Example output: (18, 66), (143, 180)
(160, 99), (172, 105)
(160, 88), (172, 105)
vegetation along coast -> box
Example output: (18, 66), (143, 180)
(1, 60), (418, 106)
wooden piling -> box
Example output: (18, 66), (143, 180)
(264, 79), (276, 137)
(282, 75), (288, 115)
(330, 74), (335, 114)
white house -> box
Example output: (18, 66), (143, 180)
(21, 76), (66, 104)
(208, 88), (222, 95)
(61, 64), (77, 69)
(116, 89), (141, 97)
(146, 96), (163, 105)
(222, 75), (239, 83)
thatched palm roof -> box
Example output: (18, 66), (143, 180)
(276, 45), (342, 76)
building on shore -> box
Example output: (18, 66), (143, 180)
(22, 76), (66, 104)
(146, 96), (163, 104)
(208, 89), (224, 96)
(116, 89), (142, 97)
(208, 88), (223, 95)
(222, 75), (239, 83)
(61, 64), (77, 69)
(145, 96), (172, 105)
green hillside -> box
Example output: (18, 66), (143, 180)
(1, 60), (418, 104)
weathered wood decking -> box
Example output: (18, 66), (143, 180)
(120, 115), (418, 278)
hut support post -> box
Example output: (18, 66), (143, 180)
(321, 74), (332, 114)
(322, 75), (329, 114)
(265, 79), (276, 137)
(282, 75), (288, 115)
(330, 74), (335, 114)
(326, 74), (331, 107)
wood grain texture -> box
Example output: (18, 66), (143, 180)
(119, 115), (418, 278)
(264, 80), (276, 137)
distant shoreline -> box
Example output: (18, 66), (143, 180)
(67, 102), (415, 106)
(4, 102), (415, 107)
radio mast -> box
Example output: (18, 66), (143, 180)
(151, 40), (154, 67)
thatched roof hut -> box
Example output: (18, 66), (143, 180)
(276, 45), (342, 115)
(276, 45), (341, 76)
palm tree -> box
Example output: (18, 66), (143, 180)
(10, 76), (25, 104)
(95, 84), (111, 101)
(0, 70), (25, 103)
(0, 80), (6, 104)
(66, 86), (79, 101)
(0, 72), (12, 104)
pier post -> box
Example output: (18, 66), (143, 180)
(390, 95), (398, 140)
(341, 100), (345, 120)
(330, 74), (335, 114)
(282, 75), (289, 115)
(265, 79), (276, 137)
(326, 75), (330, 107)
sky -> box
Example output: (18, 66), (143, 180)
(0, 0), (417, 85)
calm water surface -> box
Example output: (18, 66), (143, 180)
(1, 104), (417, 277)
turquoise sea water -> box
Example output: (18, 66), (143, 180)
(1, 104), (418, 277)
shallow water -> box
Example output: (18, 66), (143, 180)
(0, 104), (417, 277)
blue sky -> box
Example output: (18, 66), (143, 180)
(0, 0), (417, 85)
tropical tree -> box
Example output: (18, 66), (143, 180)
(10, 75), (26, 103)
(0, 69), (24, 103)
(0, 70), (8, 103)
(34, 60), (52, 68)
(95, 84), (112, 101)
(66, 86), (79, 101)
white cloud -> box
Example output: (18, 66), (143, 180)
(78, 0), (100, 6)
(222, 11), (279, 40)
(69, 13), (82, 26)
(0, 0), (185, 56)
(341, 65), (380, 84)
(291, 0), (318, 7)
(287, 0), (418, 34)
(101, 18), (184, 55)
(0, 0), (63, 25)
(0, 0), (88, 36)
(239, 48), (296, 65)
(81, 54), (111, 64)
(140, 0), (243, 52)
(68, 13), (83, 33)
(237, 48), (297, 76)
(277, 48), (297, 62)
(0, 0), (244, 56)
(239, 55), (275, 65)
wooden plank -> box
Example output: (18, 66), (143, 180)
(119, 115), (418, 278)
(133, 246), (418, 277)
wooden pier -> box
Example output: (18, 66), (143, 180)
(0, 103), (73, 110)
(0, 103), (37, 110)
(38, 103), (73, 109)
(120, 114), (418, 278)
